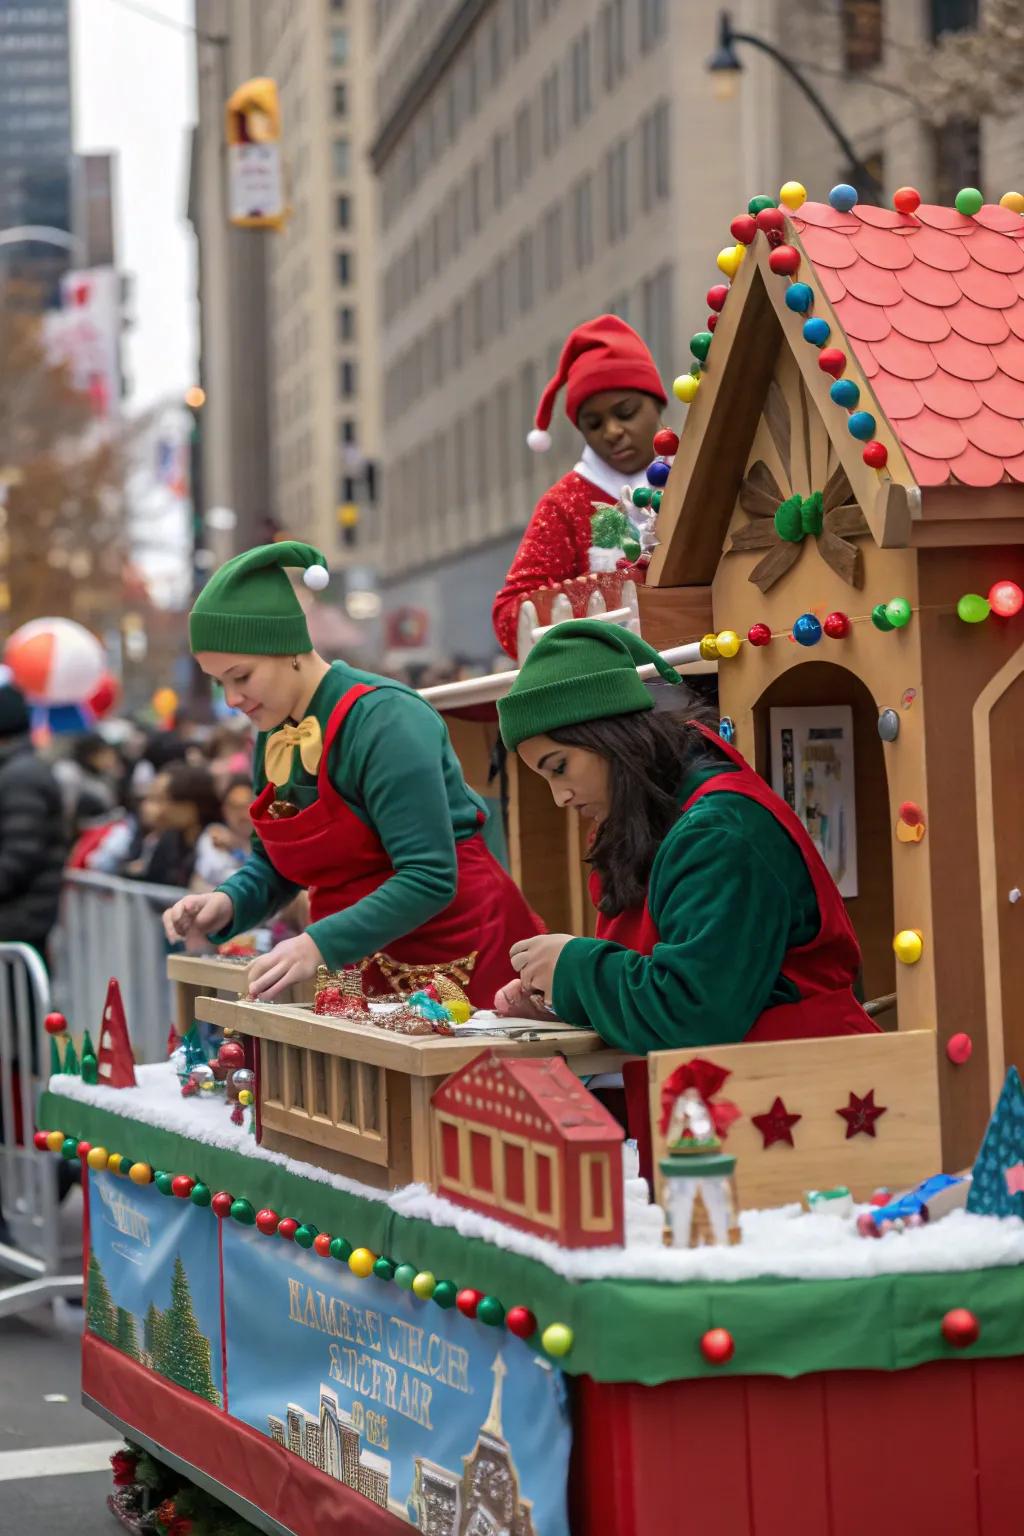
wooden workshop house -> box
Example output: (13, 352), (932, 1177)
(432, 1050), (624, 1247)
(647, 193), (1024, 1169)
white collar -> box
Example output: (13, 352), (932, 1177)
(572, 442), (651, 503)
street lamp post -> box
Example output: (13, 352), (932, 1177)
(707, 10), (883, 197)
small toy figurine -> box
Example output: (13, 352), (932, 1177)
(658, 1059), (742, 1248)
(856, 1173), (971, 1237)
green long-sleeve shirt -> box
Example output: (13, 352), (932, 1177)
(213, 662), (488, 968)
(551, 760), (821, 1054)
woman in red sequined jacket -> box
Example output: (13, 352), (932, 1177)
(491, 315), (669, 659)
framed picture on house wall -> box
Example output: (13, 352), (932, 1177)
(769, 705), (858, 899)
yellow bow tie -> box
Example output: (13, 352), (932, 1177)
(264, 715), (323, 785)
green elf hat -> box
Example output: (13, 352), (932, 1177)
(498, 619), (682, 750)
(188, 541), (329, 656)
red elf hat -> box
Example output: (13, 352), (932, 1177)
(527, 314), (666, 452)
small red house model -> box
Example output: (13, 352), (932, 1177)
(431, 1050), (624, 1248)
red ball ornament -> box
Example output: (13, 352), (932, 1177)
(755, 206), (786, 235)
(171, 1175), (195, 1199)
(869, 1188), (891, 1207)
(768, 244), (800, 276)
(505, 1305), (537, 1339)
(44, 1011), (67, 1036)
(899, 800), (924, 827)
(729, 214), (757, 245)
(277, 1216), (299, 1241)
(947, 1032), (973, 1065)
(747, 622), (772, 647)
(456, 1288), (483, 1319)
(211, 1191), (234, 1218)
(653, 428), (679, 457)
(255, 1208), (280, 1235)
(989, 579), (1023, 618)
(76, 1140), (91, 1158)
(823, 611), (851, 639)
(863, 440), (888, 468)
(894, 186), (921, 214)
(942, 1307), (980, 1348)
(33, 1129), (50, 1150)
(706, 284), (729, 313)
(818, 348), (847, 378)
(700, 1327), (735, 1365)
(217, 1040), (246, 1071)
(313, 1233), (333, 1257)
(707, 313), (718, 332)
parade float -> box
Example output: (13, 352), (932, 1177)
(35, 181), (1024, 1536)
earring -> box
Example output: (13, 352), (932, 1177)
(291, 656), (300, 671)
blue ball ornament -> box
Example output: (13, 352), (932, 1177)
(802, 317), (831, 347)
(829, 183), (858, 212)
(847, 410), (877, 441)
(646, 459), (670, 487)
(830, 379), (860, 409)
(784, 283), (814, 314)
(793, 613), (823, 647)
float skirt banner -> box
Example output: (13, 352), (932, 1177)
(86, 1170), (223, 1406)
(222, 1222), (571, 1534)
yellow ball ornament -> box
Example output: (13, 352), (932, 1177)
(107, 1153), (124, 1175)
(779, 180), (807, 211)
(673, 374), (700, 404)
(348, 1247), (376, 1278)
(129, 1162), (152, 1185)
(446, 1000), (472, 1025)
(86, 1145), (109, 1171)
(717, 243), (745, 278)
(46, 1130), (64, 1153)
(541, 1322), (574, 1358)
(999, 191), (1024, 213)
(893, 929), (924, 965)
(411, 1271), (437, 1300)
(699, 633), (720, 661)
(238, 1088), (253, 1106)
(715, 630), (741, 659)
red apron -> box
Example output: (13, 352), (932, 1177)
(590, 723), (878, 1171)
(250, 684), (544, 1007)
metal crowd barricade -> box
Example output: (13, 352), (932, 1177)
(0, 941), (81, 1318)
(56, 870), (187, 1065)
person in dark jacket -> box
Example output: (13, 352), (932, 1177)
(0, 683), (67, 956)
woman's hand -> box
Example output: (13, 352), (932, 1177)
(508, 933), (574, 1002)
(162, 890), (234, 944)
(493, 978), (559, 1020)
(246, 933), (323, 1002)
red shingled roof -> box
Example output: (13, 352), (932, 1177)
(789, 200), (1024, 489)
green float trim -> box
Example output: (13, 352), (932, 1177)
(39, 1089), (1024, 1386)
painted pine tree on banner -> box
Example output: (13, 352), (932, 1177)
(115, 1306), (141, 1362)
(86, 1250), (116, 1344)
(154, 1254), (221, 1406)
(143, 1300), (165, 1368)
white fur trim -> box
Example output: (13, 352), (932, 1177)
(527, 428), (552, 453)
(303, 565), (329, 591)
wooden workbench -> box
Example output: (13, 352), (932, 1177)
(167, 952), (314, 1035)
(197, 994), (622, 1191)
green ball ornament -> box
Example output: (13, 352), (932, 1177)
(957, 592), (990, 623)
(293, 1223), (318, 1248)
(631, 486), (652, 509)
(871, 603), (895, 632)
(651, 490), (662, 511)
(411, 1271), (436, 1300)
(373, 1256), (396, 1281)
(60, 1136), (79, 1160)
(330, 1236), (353, 1262)
(432, 1280), (458, 1309)
(885, 597), (912, 628)
(955, 186), (984, 216)
(477, 1295), (506, 1327)
(230, 1198), (256, 1225)
(690, 330), (713, 362)
(748, 194), (777, 215)
(190, 1181), (212, 1207)
(155, 1171), (174, 1196)
(394, 1263), (417, 1290)
(622, 539), (641, 563)
(689, 361), (702, 377)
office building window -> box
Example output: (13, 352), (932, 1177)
(600, 0), (626, 89)
(841, 0), (883, 70)
(543, 202), (563, 292)
(606, 138), (629, 242)
(512, 0), (530, 55)
(469, 162), (481, 234)
(489, 14), (505, 85)
(339, 360), (357, 398)
(492, 131), (509, 209)
(639, 0), (666, 51)
(496, 254), (511, 334)
(607, 290), (631, 322)
(332, 138), (350, 177)
(934, 121), (979, 206)
(517, 229), (534, 314)
(331, 27), (349, 65)
(930, 0), (978, 35)
(570, 30), (592, 126)
(520, 360), (538, 486)
(451, 298), (465, 370)
(515, 102), (532, 186)
(471, 278), (485, 352)
(541, 67), (560, 156)
(339, 418), (357, 445)
(642, 264), (673, 381)
(640, 100), (670, 211)
(336, 250), (353, 285)
(333, 82), (348, 115)
(572, 174), (594, 268)
(336, 193), (352, 229)
(337, 306), (355, 342)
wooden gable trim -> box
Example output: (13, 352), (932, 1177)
(919, 483), (1024, 526)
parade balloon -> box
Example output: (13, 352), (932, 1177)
(4, 617), (105, 704)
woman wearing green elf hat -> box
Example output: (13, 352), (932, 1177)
(496, 621), (877, 1077)
(162, 543), (544, 1003)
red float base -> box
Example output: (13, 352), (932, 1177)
(571, 1359), (1024, 1536)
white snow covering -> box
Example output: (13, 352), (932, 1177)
(47, 1064), (1024, 1287)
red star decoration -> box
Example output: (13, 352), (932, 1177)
(836, 1089), (887, 1139)
(752, 1096), (801, 1148)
